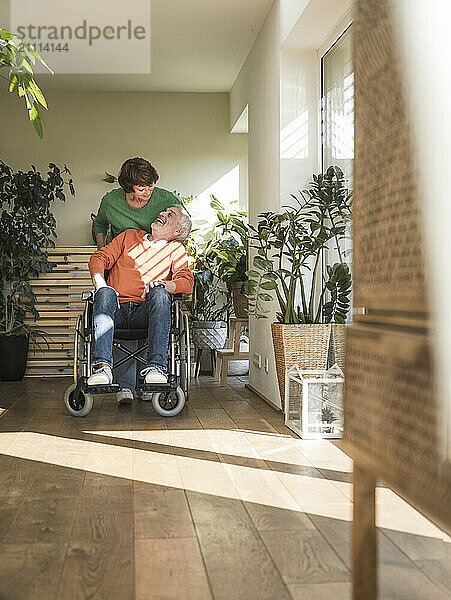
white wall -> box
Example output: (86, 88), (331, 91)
(391, 0), (451, 460)
(280, 48), (319, 209)
(0, 91), (247, 244)
(230, 0), (351, 407)
(230, 1), (282, 405)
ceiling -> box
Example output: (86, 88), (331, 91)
(1, 0), (273, 92)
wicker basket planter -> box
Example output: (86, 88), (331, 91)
(329, 324), (346, 369)
(271, 323), (332, 409)
(191, 321), (227, 350)
(231, 281), (248, 318)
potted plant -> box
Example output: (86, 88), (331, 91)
(181, 198), (237, 374)
(208, 196), (249, 318)
(0, 161), (75, 380)
(186, 232), (231, 356)
(321, 405), (338, 434)
(244, 166), (352, 405)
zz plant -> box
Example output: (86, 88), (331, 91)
(0, 160), (75, 338)
(245, 166), (352, 324)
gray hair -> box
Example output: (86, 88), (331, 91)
(175, 208), (192, 241)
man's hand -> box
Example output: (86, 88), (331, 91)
(92, 272), (108, 291)
(142, 280), (176, 297)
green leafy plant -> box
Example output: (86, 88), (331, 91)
(322, 263), (352, 324)
(173, 191), (196, 208)
(245, 166), (352, 323)
(185, 228), (231, 323)
(208, 195), (248, 285)
(0, 28), (53, 138)
(102, 171), (117, 183)
(184, 196), (248, 322)
(188, 255), (231, 322)
(0, 160), (75, 340)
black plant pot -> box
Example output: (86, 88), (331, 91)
(0, 334), (30, 381)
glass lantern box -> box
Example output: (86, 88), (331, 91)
(284, 364), (344, 439)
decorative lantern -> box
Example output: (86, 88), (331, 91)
(284, 364), (344, 439)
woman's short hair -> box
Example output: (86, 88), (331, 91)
(118, 157), (159, 193)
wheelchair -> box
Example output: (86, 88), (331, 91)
(64, 290), (191, 418)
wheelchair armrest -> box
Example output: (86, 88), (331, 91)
(81, 290), (95, 301)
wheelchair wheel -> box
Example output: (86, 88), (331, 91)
(152, 386), (185, 417)
(64, 383), (94, 417)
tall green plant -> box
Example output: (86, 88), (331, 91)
(0, 161), (75, 336)
(245, 166), (352, 323)
(0, 28), (53, 138)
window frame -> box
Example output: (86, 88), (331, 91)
(317, 10), (353, 172)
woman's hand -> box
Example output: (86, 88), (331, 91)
(141, 280), (176, 297)
(95, 233), (106, 249)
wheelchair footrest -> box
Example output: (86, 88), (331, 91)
(81, 383), (121, 394)
(137, 382), (176, 394)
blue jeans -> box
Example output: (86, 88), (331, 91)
(92, 286), (171, 381)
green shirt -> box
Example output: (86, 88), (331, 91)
(94, 187), (182, 240)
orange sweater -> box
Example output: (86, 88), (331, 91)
(89, 229), (194, 303)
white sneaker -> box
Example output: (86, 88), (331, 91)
(87, 365), (113, 385)
(117, 388), (133, 405)
(144, 366), (168, 384)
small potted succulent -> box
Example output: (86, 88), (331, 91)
(321, 405), (338, 434)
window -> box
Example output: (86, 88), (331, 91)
(320, 24), (354, 314)
(321, 25), (354, 180)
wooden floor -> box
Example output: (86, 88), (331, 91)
(0, 376), (449, 600)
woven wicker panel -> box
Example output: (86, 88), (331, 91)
(353, 0), (427, 314)
(345, 324), (450, 527)
(271, 323), (331, 410)
(231, 282), (248, 318)
(329, 324), (346, 369)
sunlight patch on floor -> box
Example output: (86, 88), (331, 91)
(376, 487), (451, 542)
(0, 429), (448, 543)
(87, 428), (294, 457)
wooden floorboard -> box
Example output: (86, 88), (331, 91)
(186, 491), (292, 600)
(0, 375), (448, 599)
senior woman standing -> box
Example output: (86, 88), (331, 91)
(94, 156), (181, 248)
(93, 156), (183, 404)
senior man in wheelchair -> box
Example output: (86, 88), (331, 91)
(87, 205), (193, 404)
